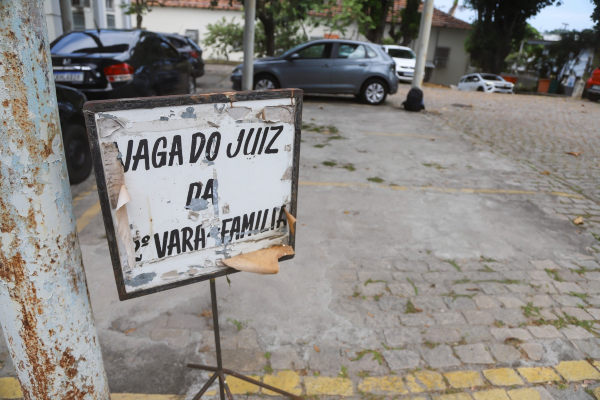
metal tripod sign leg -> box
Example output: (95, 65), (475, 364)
(188, 279), (302, 400)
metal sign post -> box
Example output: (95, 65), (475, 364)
(84, 89), (303, 398)
(0, 1), (109, 398)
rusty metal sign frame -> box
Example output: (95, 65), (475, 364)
(83, 89), (303, 300)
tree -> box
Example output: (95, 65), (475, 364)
(121, 0), (161, 29)
(448, 0), (459, 16)
(464, 0), (559, 74)
(398, 0), (420, 46)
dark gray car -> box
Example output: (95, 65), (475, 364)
(231, 39), (398, 105)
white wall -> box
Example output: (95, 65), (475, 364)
(45, 0), (63, 41)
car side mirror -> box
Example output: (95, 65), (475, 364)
(288, 53), (299, 60)
(473, 77), (479, 81)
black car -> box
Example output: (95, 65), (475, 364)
(50, 30), (196, 100)
(162, 33), (205, 79)
(55, 84), (92, 184)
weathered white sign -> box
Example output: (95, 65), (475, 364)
(84, 90), (302, 300)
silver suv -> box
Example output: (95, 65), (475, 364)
(231, 39), (398, 105)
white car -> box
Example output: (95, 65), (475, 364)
(382, 45), (416, 82)
(458, 73), (514, 93)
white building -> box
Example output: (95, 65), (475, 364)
(44, 0), (133, 42)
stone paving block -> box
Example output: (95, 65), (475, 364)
(552, 295), (585, 307)
(528, 325), (563, 339)
(516, 367), (561, 383)
(384, 327), (423, 346)
(463, 310), (495, 325)
(561, 325), (595, 340)
(587, 296), (600, 307)
(413, 296), (448, 311)
(444, 370), (484, 388)
(406, 370), (446, 393)
(358, 270), (394, 283)
(532, 386), (556, 400)
(305, 377), (353, 396)
(460, 326), (493, 343)
(572, 339), (600, 358)
(489, 344), (521, 363)
(496, 296), (526, 309)
(507, 388), (541, 400)
(554, 360), (600, 381)
(358, 376), (408, 395)
(222, 349), (265, 372)
(474, 295), (502, 309)
(445, 296), (478, 310)
(531, 260), (561, 270)
(308, 347), (344, 373)
(479, 283), (508, 295)
(378, 297), (408, 311)
(559, 307), (594, 321)
(150, 328), (190, 348)
(532, 281), (558, 294)
(490, 309), (527, 326)
(505, 284), (534, 294)
(270, 348), (304, 370)
(491, 328), (532, 342)
(263, 371), (302, 396)
(388, 283), (416, 296)
(528, 270), (552, 281)
(0, 377), (22, 399)
(433, 394), (473, 400)
(421, 345), (461, 368)
(167, 313), (206, 330)
(395, 260), (430, 272)
(482, 368), (524, 386)
(434, 311), (467, 325)
(237, 329), (261, 349)
(473, 389), (510, 400)
(383, 349), (421, 370)
(455, 344), (494, 364)
(424, 327), (462, 344)
(400, 313), (435, 326)
(553, 281), (583, 294)
(586, 308), (600, 319)
(530, 295), (556, 308)
(362, 282), (388, 296)
(520, 342), (544, 361)
(226, 375), (261, 394)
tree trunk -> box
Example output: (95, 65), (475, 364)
(258, 15), (276, 56)
(448, 0), (458, 16)
(364, 0), (391, 44)
(136, 0), (143, 29)
(137, 13), (143, 29)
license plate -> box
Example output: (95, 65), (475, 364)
(54, 71), (84, 82)
(405, 72), (414, 76)
(592, 85), (600, 90)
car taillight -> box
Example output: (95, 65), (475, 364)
(190, 51), (199, 59)
(103, 63), (134, 82)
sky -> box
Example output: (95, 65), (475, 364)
(434, 0), (596, 33)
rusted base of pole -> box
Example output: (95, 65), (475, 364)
(187, 279), (301, 400)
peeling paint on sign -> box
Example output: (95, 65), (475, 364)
(87, 94), (300, 298)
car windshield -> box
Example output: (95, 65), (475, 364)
(51, 31), (131, 54)
(481, 74), (504, 81)
(387, 48), (415, 59)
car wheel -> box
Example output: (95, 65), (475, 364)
(477, 86), (484, 92)
(63, 123), (92, 185)
(254, 74), (278, 90)
(188, 75), (196, 94)
(361, 79), (388, 105)
(589, 93), (600, 102)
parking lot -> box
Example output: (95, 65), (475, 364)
(2, 66), (600, 399)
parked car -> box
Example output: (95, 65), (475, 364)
(382, 45), (415, 83)
(231, 39), (398, 105)
(586, 67), (600, 102)
(162, 33), (205, 79)
(50, 30), (196, 100)
(55, 84), (92, 184)
(458, 73), (514, 93)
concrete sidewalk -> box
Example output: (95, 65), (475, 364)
(2, 92), (600, 399)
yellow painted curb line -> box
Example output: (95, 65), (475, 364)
(76, 200), (101, 233)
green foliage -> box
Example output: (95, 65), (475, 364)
(444, 259), (461, 272)
(351, 349), (384, 365)
(464, 0), (558, 73)
(339, 365), (349, 379)
(405, 300), (422, 314)
(120, 0), (160, 29)
(367, 177), (384, 183)
(227, 318), (247, 332)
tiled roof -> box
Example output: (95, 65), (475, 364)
(159, 0), (471, 30)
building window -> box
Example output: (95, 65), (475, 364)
(105, 0), (114, 10)
(107, 14), (116, 28)
(71, 0), (90, 6)
(434, 47), (450, 68)
(185, 29), (199, 44)
(73, 10), (86, 30)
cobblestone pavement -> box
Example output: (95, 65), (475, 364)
(3, 76), (600, 400)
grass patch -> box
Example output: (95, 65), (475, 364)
(422, 163), (445, 169)
(453, 278), (471, 285)
(545, 268), (563, 282)
(445, 292), (477, 302)
(423, 341), (439, 349)
(480, 256), (497, 262)
(479, 265), (495, 272)
(263, 365), (273, 373)
(367, 177), (384, 183)
(322, 161), (337, 167)
(521, 302), (541, 318)
(339, 365), (349, 379)
(493, 320), (506, 328)
(591, 232), (600, 242)
(406, 277), (418, 295)
(227, 318), (247, 332)
(351, 349), (384, 365)
(313, 144), (327, 148)
(504, 337), (524, 346)
(353, 286), (361, 298)
(473, 279), (524, 285)
(531, 313), (599, 337)
(382, 343), (403, 351)
(569, 292), (589, 301)
(405, 300), (422, 314)
(264, 351), (271, 360)
(444, 259), (462, 272)
(356, 371), (370, 378)
(364, 278), (387, 286)
(343, 163), (356, 171)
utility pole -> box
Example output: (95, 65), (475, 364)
(0, 1), (110, 398)
(242, 0), (256, 91)
(59, 0), (74, 33)
(412, 0), (434, 89)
